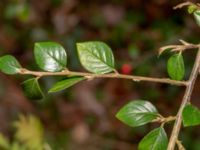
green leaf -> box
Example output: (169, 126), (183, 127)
(0, 134), (10, 149)
(138, 127), (168, 150)
(49, 76), (85, 93)
(194, 10), (200, 26)
(77, 41), (115, 74)
(167, 53), (185, 81)
(34, 42), (67, 72)
(0, 55), (21, 74)
(182, 104), (200, 127)
(188, 5), (197, 14)
(21, 78), (44, 100)
(116, 100), (159, 127)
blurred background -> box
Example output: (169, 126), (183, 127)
(0, 0), (200, 149)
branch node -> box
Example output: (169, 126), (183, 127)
(85, 75), (94, 81)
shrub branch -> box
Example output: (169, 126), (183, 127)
(19, 69), (188, 86)
(13, 42), (200, 150)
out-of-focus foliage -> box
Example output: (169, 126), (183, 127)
(0, 115), (51, 150)
(14, 115), (44, 149)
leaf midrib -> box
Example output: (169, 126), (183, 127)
(45, 50), (66, 67)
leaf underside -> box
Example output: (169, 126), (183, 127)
(49, 76), (85, 93)
(22, 78), (43, 100)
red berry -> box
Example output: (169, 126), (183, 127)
(121, 64), (132, 74)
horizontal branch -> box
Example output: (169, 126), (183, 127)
(19, 69), (188, 86)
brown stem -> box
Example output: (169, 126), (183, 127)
(19, 69), (187, 86)
(167, 48), (200, 150)
(152, 116), (176, 124)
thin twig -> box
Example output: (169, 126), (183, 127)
(19, 69), (188, 86)
(167, 48), (200, 150)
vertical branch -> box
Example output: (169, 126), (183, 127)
(167, 48), (200, 150)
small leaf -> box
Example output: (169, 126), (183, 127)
(0, 55), (21, 74)
(167, 53), (185, 81)
(34, 42), (67, 72)
(138, 127), (168, 150)
(49, 76), (85, 93)
(182, 104), (200, 127)
(22, 78), (44, 100)
(116, 100), (159, 127)
(194, 10), (200, 26)
(77, 41), (115, 74)
(188, 5), (197, 14)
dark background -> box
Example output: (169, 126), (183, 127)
(0, 0), (200, 149)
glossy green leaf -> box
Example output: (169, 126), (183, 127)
(116, 100), (159, 127)
(0, 55), (21, 74)
(182, 104), (200, 127)
(34, 42), (67, 72)
(49, 76), (85, 93)
(194, 10), (200, 26)
(77, 41), (115, 74)
(138, 127), (168, 150)
(22, 78), (43, 100)
(167, 53), (185, 80)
